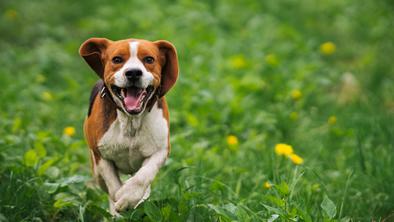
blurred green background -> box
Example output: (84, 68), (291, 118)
(0, 0), (393, 221)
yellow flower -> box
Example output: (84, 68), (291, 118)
(289, 111), (298, 121)
(227, 135), (239, 146)
(264, 181), (273, 189)
(265, 54), (279, 66)
(291, 89), (302, 101)
(63, 126), (76, 137)
(289, 153), (304, 165)
(229, 55), (246, 69)
(41, 91), (53, 101)
(274, 143), (293, 156)
(320, 41), (336, 55)
(328, 115), (337, 125)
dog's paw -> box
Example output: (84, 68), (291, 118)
(110, 207), (122, 218)
(114, 178), (147, 212)
(109, 198), (122, 218)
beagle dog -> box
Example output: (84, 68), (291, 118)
(79, 37), (178, 215)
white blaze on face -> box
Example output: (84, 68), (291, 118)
(113, 41), (154, 88)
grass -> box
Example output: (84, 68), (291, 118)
(0, 0), (393, 221)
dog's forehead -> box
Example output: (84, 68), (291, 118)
(106, 39), (159, 56)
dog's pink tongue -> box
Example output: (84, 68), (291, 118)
(124, 88), (139, 111)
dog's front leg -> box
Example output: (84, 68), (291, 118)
(96, 159), (122, 199)
(114, 149), (167, 212)
(96, 159), (123, 216)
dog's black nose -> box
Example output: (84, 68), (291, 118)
(125, 69), (142, 81)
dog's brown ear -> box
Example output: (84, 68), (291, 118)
(79, 38), (111, 78)
(154, 40), (179, 97)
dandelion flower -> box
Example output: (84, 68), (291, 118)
(63, 126), (76, 137)
(264, 181), (273, 189)
(327, 115), (337, 125)
(289, 153), (304, 165)
(274, 143), (293, 156)
(291, 89), (302, 101)
(320, 41), (336, 55)
(227, 135), (239, 146)
(229, 55), (246, 69)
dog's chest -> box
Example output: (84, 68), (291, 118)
(97, 105), (168, 174)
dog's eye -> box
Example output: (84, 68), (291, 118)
(112, 56), (123, 64)
(143, 56), (154, 64)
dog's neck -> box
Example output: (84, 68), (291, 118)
(116, 109), (145, 136)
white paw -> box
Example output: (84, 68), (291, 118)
(109, 198), (122, 217)
(114, 178), (148, 212)
(136, 186), (150, 207)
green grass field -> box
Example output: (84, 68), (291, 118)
(1, 0), (393, 221)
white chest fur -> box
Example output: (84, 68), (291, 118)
(98, 103), (168, 174)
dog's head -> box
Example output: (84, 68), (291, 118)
(79, 38), (179, 115)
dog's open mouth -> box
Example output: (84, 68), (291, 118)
(111, 85), (154, 114)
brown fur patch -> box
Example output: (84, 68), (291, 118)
(84, 86), (117, 163)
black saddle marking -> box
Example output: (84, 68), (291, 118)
(87, 80), (104, 116)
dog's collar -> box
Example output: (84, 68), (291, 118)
(99, 86), (107, 98)
(100, 84), (124, 113)
(146, 86), (162, 112)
